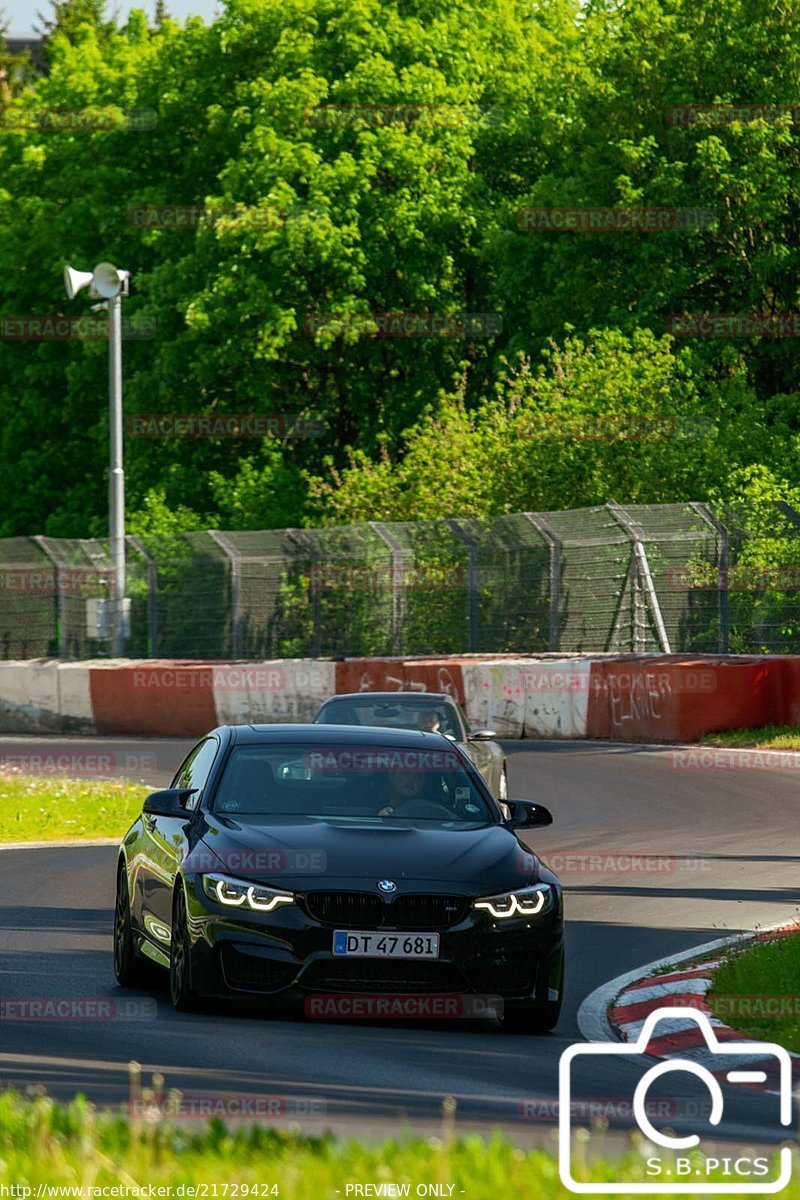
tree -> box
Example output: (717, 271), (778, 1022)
(308, 329), (772, 522)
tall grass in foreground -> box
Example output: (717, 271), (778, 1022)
(0, 1087), (795, 1199)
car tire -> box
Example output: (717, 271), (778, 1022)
(113, 862), (153, 988)
(500, 958), (563, 1034)
(500, 996), (562, 1034)
(498, 766), (508, 801)
(169, 884), (200, 1012)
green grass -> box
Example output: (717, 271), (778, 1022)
(699, 724), (800, 750)
(708, 932), (800, 1050)
(0, 773), (148, 842)
(0, 1089), (794, 1197)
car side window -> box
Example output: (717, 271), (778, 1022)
(171, 737), (219, 809)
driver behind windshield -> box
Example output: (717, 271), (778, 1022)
(376, 767), (459, 818)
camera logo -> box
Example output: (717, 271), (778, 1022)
(559, 1007), (792, 1193)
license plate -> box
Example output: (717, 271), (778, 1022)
(332, 931), (440, 958)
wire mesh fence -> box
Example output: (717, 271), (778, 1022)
(1, 499), (798, 659)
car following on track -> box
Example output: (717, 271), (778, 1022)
(314, 691), (508, 800)
(113, 723), (563, 1032)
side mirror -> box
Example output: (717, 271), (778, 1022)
(469, 728), (497, 741)
(143, 787), (196, 817)
(506, 799), (553, 829)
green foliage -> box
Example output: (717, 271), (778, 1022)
(0, 772), (147, 841)
(0, 1088), (792, 1193)
(710, 933), (800, 1052)
(0, 0), (800, 538)
(308, 329), (768, 521)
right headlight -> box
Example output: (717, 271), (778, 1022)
(201, 872), (295, 912)
(473, 883), (554, 919)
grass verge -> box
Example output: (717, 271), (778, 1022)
(0, 773), (148, 842)
(698, 725), (800, 750)
(0, 1089), (793, 1196)
(708, 931), (800, 1051)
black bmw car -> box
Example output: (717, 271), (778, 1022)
(114, 724), (564, 1032)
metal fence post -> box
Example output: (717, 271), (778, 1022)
(209, 531), (243, 658)
(524, 513), (563, 652)
(286, 529), (320, 656)
(447, 519), (478, 652)
(607, 502), (672, 653)
(690, 503), (730, 654)
(32, 536), (65, 658)
(127, 535), (158, 657)
(368, 522), (406, 656)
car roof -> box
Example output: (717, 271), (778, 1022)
(224, 723), (458, 747)
(320, 692), (455, 703)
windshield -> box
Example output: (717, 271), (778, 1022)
(317, 698), (461, 738)
(212, 743), (493, 826)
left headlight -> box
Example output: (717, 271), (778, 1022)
(473, 883), (554, 919)
(201, 872), (295, 912)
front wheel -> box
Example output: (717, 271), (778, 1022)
(500, 996), (562, 1034)
(169, 885), (200, 1011)
(113, 863), (152, 988)
(500, 956), (563, 1034)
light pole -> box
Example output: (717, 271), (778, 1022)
(64, 261), (131, 657)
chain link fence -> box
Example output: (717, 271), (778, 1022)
(2, 500), (798, 660)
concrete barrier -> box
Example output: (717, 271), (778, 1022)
(0, 660), (61, 732)
(90, 661), (218, 737)
(213, 660), (336, 725)
(0, 653), (795, 742)
(586, 655), (778, 742)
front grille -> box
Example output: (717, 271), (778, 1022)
(300, 958), (467, 993)
(302, 892), (468, 929)
(220, 946), (297, 993)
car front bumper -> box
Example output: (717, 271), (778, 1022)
(183, 875), (564, 1006)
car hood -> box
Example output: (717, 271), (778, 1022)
(191, 816), (537, 893)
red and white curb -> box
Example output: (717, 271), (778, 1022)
(577, 923), (800, 1095)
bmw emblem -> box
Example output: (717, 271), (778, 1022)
(377, 879), (397, 894)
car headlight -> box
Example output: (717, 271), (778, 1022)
(201, 872), (295, 912)
(473, 883), (554, 919)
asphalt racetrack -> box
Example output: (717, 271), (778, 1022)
(1, 736), (798, 1147)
